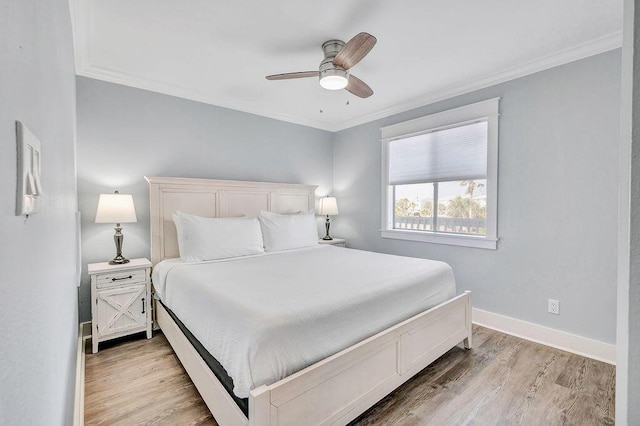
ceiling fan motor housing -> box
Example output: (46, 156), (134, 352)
(319, 39), (348, 89)
(321, 39), (344, 57)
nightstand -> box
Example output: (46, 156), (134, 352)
(318, 238), (346, 247)
(89, 258), (152, 353)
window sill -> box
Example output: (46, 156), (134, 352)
(380, 229), (497, 250)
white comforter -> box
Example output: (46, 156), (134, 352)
(152, 245), (456, 398)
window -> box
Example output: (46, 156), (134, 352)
(381, 98), (499, 249)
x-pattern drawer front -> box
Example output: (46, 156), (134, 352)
(96, 285), (147, 337)
(96, 269), (147, 288)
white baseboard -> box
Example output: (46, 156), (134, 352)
(472, 308), (616, 365)
(74, 321), (91, 426)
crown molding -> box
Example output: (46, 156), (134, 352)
(330, 31), (623, 131)
(68, 0), (89, 74)
(77, 64), (336, 132)
(74, 29), (622, 133)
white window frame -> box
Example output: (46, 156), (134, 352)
(380, 98), (500, 250)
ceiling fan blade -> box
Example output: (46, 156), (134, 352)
(346, 74), (373, 98)
(265, 71), (318, 80)
(333, 32), (377, 70)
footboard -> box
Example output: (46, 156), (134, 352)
(249, 291), (472, 426)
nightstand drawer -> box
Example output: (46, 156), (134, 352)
(96, 269), (147, 288)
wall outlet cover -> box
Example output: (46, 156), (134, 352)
(548, 299), (560, 315)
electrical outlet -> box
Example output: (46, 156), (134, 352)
(548, 299), (560, 315)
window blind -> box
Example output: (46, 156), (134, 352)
(388, 120), (488, 185)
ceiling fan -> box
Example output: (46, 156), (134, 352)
(265, 32), (377, 98)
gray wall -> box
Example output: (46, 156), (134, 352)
(333, 50), (621, 344)
(76, 77), (334, 321)
(0, 0), (78, 424)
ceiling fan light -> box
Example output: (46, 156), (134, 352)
(320, 75), (348, 90)
(319, 69), (348, 90)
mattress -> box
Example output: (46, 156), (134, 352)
(161, 302), (249, 416)
(152, 245), (456, 398)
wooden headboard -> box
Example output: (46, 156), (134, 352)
(145, 176), (318, 265)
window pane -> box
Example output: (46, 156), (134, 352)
(392, 180), (487, 236)
(393, 183), (435, 231)
(437, 180), (486, 235)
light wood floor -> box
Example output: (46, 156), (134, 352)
(85, 326), (615, 425)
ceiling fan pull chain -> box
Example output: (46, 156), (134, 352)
(319, 86), (324, 113)
(345, 73), (350, 106)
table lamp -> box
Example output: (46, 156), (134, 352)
(319, 196), (339, 240)
(95, 190), (137, 264)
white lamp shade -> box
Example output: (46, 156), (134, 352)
(319, 197), (339, 216)
(95, 193), (137, 224)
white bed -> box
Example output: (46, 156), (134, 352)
(153, 244), (456, 399)
(146, 176), (472, 426)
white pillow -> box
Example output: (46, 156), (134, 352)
(173, 211), (264, 262)
(258, 210), (319, 252)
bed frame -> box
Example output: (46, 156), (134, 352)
(146, 176), (472, 426)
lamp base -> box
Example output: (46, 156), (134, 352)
(108, 255), (130, 265)
(322, 215), (333, 240)
(109, 224), (130, 265)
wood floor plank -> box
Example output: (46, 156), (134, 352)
(84, 333), (215, 426)
(84, 326), (615, 425)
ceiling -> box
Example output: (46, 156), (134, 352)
(69, 0), (623, 132)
